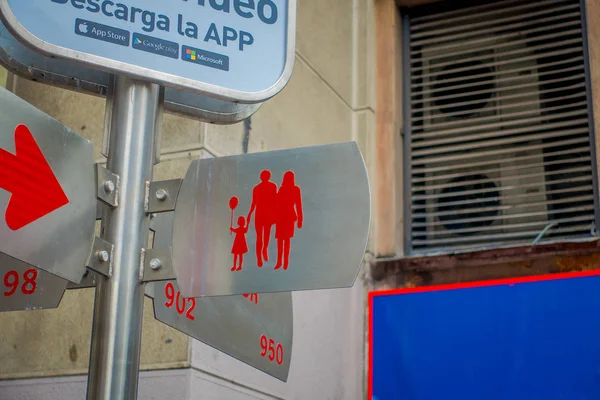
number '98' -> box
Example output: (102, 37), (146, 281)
(3, 269), (38, 297)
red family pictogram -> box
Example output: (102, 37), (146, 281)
(230, 215), (249, 271)
(243, 293), (259, 304)
(248, 170), (277, 267)
(229, 170), (303, 272)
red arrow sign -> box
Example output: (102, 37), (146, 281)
(0, 124), (69, 230)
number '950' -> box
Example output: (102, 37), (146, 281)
(260, 335), (284, 365)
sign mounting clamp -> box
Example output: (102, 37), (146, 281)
(96, 164), (119, 208)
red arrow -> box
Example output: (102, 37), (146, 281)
(0, 124), (69, 230)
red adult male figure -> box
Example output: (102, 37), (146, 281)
(247, 170), (277, 267)
(274, 171), (303, 271)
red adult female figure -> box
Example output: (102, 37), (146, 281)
(274, 171), (303, 270)
(230, 216), (249, 271)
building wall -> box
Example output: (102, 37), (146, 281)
(0, 0), (376, 398)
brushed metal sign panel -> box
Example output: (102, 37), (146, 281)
(0, 87), (96, 284)
(147, 211), (293, 381)
(172, 142), (371, 297)
(0, 253), (67, 312)
(147, 280), (293, 382)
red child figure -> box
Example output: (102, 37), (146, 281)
(230, 216), (249, 271)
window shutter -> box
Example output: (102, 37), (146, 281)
(406, 0), (598, 254)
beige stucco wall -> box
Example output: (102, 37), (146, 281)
(0, 0), (376, 387)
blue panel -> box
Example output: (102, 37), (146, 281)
(371, 274), (600, 400)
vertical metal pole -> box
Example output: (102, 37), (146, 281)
(87, 75), (163, 400)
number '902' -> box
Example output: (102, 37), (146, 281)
(164, 282), (196, 321)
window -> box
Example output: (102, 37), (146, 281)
(404, 0), (598, 255)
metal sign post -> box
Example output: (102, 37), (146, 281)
(87, 76), (162, 400)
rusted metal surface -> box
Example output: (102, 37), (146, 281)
(374, 239), (600, 273)
(370, 240), (600, 290)
(396, 0), (442, 7)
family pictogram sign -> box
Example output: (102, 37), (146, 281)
(171, 142), (371, 298)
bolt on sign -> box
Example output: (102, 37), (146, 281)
(171, 142), (371, 298)
(0, 86), (96, 285)
(0, 0), (296, 102)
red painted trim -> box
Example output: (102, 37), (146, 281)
(366, 269), (600, 398)
(371, 269), (600, 298)
(368, 288), (373, 400)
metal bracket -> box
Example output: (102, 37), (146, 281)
(96, 164), (119, 208)
(66, 269), (98, 289)
(145, 179), (182, 214)
(87, 236), (114, 278)
(101, 74), (114, 159)
(140, 247), (175, 282)
(96, 201), (105, 221)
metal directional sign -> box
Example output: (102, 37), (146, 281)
(0, 0), (296, 102)
(0, 86), (96, 284)
(171, 142), (371, 298)
(0, 22), (262, 124)
(0, 253), (67, 312)
(146, 280), (293, 381)
(146, 212), (293, 381)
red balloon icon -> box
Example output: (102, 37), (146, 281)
(229, 196), (239, 235)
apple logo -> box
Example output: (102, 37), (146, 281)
(78, 22), (88, 34)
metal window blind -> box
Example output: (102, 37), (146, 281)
(406, 0), (598, 254)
